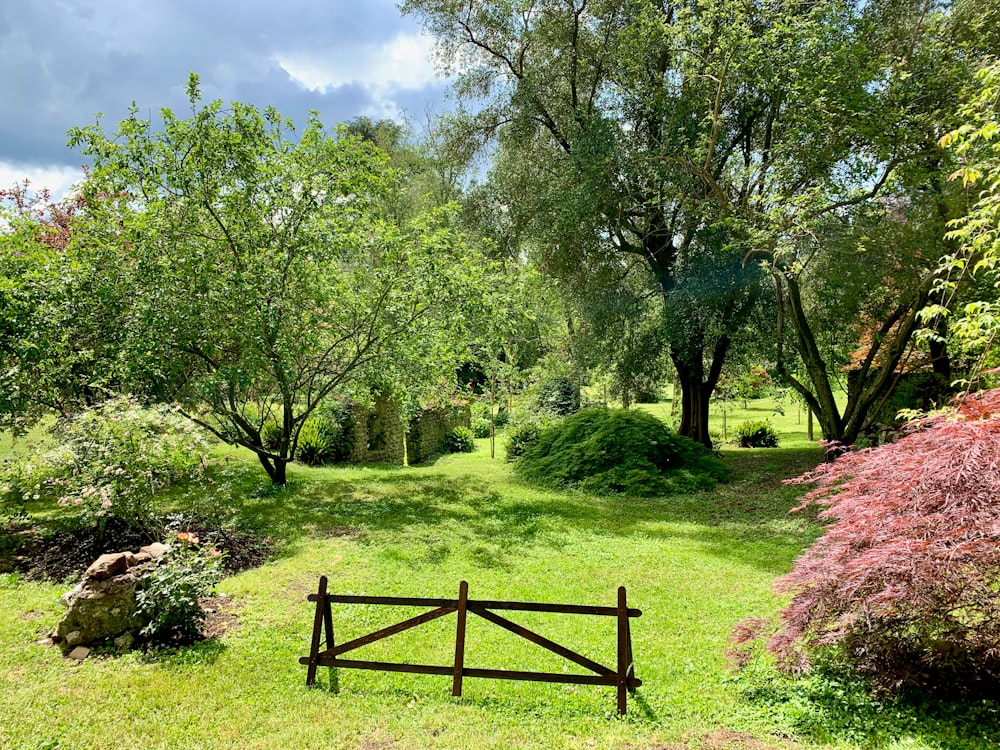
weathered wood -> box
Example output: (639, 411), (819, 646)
(308, 593), (641, 617)
(301, 579), (641, 713)
(322, 606), (455, 658)
(306, 576), (329, 686)
(452, 581), (469, 697)
(471, 607), (615, 677)
(616, 586), (628, 715)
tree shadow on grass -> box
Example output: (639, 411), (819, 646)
(231, 448), (824, 574)
(739, 666), (1000, 750)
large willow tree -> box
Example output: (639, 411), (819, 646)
(405, 0), (952, 446)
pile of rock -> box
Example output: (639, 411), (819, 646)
(54, 542), (170, 656)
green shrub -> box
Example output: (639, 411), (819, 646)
(494, 408), (510, 428)
(515, 408), (726, 496)
(0, 397), (209, 537)
(734, 419), (779, 448)
(537, 378), (581, 416)
(296, 416), (335, 466)
(445, 426), (475, 453)
(136, 534), (224, 644)
(504, 413), (553, 462)
(471, 417), (492, 439)
(260, 420), (283, 450)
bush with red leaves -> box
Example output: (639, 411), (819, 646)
(735, 389), (1000, 695)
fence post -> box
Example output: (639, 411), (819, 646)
(307, 576), (329, 686)
(616, 586), (628, 716)
(452, 580), (469, 697)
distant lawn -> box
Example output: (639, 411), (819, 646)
(2, 431), (997, 748)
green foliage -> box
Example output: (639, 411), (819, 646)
(260, 421), (283, 451)
(515, 408), (726, 496)
(734, 420), (780, 449)
(503, 413), (553, 462)
(0, 397), (209, 536)
(536, 377), (581, 417)
(65, 75), (488, 484)
(444, 426), (475, 453)
(135, 535), (224, 644)
(295, 417), (336, 466)
(471, 417), (491, 439)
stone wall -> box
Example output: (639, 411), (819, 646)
(405, 405), (472, 465)
(345, 395), (405, 466)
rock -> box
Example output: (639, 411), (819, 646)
(114, 632), (135, 651)
(85, 553), (129, 580)
(133, 552), (152, 564)
(139, 543), (170, 559)
(57, 564), (148, 648)
(67, 646), (90, 660)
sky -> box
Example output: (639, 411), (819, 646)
(0, 0), (451, 198)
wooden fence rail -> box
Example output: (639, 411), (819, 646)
(300, 577), (642, 715)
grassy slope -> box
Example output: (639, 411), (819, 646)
(2, 400), (996, 749)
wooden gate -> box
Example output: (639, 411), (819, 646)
(300, 577), (642, 715)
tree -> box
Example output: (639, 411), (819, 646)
(68, 75), (481, 484)
(0, 182), (138, 433)
(927, 60), (1000, 376)
(737, 389), (1000, 694)
(770, 5), (974, 445)
(403, 0), (944, 447)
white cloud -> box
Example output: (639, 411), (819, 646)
(0, 162), (84, 202)
(275, 32), (439, 95)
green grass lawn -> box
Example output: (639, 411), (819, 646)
(2, 407), (997, 749)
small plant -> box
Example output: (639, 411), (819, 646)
(471, 417), (492, 439)
(136, 533), (224, 644)
(296, 416), (335, 466)
(444, 426), (475, 453)
(504, 415), (552, 462)
(734, 419), (779, 448)
(260, 420), (283, 450)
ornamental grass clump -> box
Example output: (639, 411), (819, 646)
(737, 389), (1000, 695)
(514, 408), (726, 496)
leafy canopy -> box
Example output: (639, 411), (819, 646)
(67, 74), (486, 483)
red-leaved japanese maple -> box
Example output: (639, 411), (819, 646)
(739, 389), (1000, 693)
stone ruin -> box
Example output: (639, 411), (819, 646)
(53, 542), (170, 657)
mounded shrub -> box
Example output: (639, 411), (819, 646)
(0, 397), (209, 537)
(734, 419), (779, 448)
(514, 408), (726, 496)
(735, 389), (1000, 695)
(444, 426), (475, 453)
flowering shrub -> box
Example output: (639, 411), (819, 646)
(736, 389), (1000, 694)
(136, 533), (224, 643)
(0, 398), (209, 537)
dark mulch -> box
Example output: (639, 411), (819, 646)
(0, 517), (272, 583)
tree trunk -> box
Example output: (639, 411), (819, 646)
(674, 363), (712, 446)
(257, 452), (288, 485)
